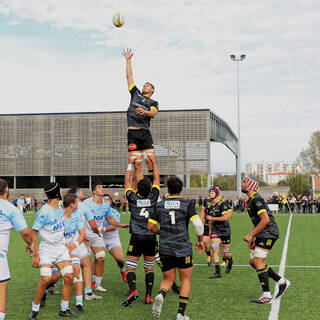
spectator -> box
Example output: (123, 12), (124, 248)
(121, 196), (127, 213)
(16, 194), (25, 214)
(198, 196), (203, 208)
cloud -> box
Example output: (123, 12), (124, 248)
(0, 0), (319, 172)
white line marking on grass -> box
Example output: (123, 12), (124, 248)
(268, 213), (293, 320)
(194, 264), (320, 268)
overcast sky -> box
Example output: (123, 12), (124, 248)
(0, 0), (319, 174)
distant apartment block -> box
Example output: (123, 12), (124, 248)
(245, 161), (303, 185)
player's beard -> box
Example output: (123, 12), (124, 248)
(241, 188), (248, 194)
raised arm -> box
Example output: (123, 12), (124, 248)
(122, 48), (134, 89)
(125, 156), (136, 190)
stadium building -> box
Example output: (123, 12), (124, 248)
(0, 109), (238, 193)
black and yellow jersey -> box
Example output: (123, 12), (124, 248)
(149, 196), (199, 258)
(247, 192), (279, 239)
(125, 185), (160, 236)
(127, 84), (159, 129)
(202, 197), (213, 228)
(208, 197), (231, 236)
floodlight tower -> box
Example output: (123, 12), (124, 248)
(230, 54), (246, 199)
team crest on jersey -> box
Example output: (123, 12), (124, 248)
(164, 201), (180, 209)
(137, 199), (151, 207)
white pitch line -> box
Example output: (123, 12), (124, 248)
(268, 213), (293, 320)
(193, 264), (320, 268)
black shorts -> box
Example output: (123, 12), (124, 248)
(254, 237), (277, 250)
(127, 233), (156, 257)
(204, 225), (210, 237)
(128, 129), (154, 152)
(160, 255), (193, 272)
(210, 233), (231, 244)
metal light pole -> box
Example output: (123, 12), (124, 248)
(230, 54), (246, 199)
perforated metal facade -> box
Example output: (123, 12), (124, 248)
(0, 110), (212, 179)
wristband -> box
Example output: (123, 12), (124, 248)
(127, 164), (133, 171)
(74, 241), (79, 247)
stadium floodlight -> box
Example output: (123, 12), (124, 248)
(230, 54), (246, 199)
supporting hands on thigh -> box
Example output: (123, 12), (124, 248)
(244, 234), (255, 249)
(32, 255), (40, 268)
(196, 240), (205, 255)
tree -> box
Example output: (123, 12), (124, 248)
(298, 131), (320, 171)
(285, 173), (310, 195)
(277, 179), (289, 186)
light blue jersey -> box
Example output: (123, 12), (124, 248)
(32, 204), (65, 245)
(16, 198), (25, 211)
(0, 199), (28, 253)
(76, 202), (94, 224)
(83, 198), (112, 234)
(63, 211), (84, 244)
(103, 208), (120, 227)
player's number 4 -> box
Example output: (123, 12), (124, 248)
(140, 208), (149, 218)
(169, 211), (176, 224)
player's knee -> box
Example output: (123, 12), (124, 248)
(126, 259), (138, 270)
(144, 260), (154, 271)
(40, 276), (51, 285)
(63, 273), (73, 284)
(95, 250), (105, 262)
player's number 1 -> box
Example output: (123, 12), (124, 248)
(169, 211), (176, 224)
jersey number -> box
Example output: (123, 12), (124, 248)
(169, 211), (176, 224)
(140, 208), (149, 218)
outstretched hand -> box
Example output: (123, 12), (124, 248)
(122, 48), (134, 59)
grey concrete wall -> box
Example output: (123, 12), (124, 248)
(8, 186), (290, 203)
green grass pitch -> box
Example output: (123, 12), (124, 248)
(5, 212), (320, 319)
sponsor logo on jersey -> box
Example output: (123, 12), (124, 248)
(64, 229), (77, 238)
(53, 221), (65, 232)
(137, 199), (151, 207)
(94, 215), (105, 221)
(164, 201), (180, 209)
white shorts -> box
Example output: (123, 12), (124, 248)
(71, 243), (90, 259)
(86, 234), (105, 249)
(39, 244), (71, 266)
(103, 231), (122, 252)
(0, 252), (10, 282)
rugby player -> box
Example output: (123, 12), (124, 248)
(122, 48), (159, 182)
(122, 155), (160, 307)
(242, 176), (290, 304)
(102, 194), (127, 283)
(148, 176), (204, 320)
(0, 179), (33, 320)
(67, 187), (102, 301)
(206, 186), (233, 278)
(200, 187), (216, 266)
(83, 182), (128, 292)
(29, 183), (76, 319)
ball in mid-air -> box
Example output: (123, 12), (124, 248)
(113, 12), (125, 28)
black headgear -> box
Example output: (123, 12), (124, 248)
(44, 182), (62, 200)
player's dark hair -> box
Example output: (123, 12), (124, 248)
(92, 181), (103, 192)
(0, 179), (8, 196)
(146, 82), (155, 90)
(67, 187), (79, 195)
(104, 193), (112, 200)
(167, 176), (183, 194)
(137, 178), (151, 198)
(63, 193), (76, 208)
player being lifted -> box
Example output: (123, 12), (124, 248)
(148, 177), (204, 320)
(242, 176), (290, 304)
(0, 179), (33, 320)
(122, 155), (160, 307)
(206, 186), (233, 278)
(122, 48), (159, 182)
